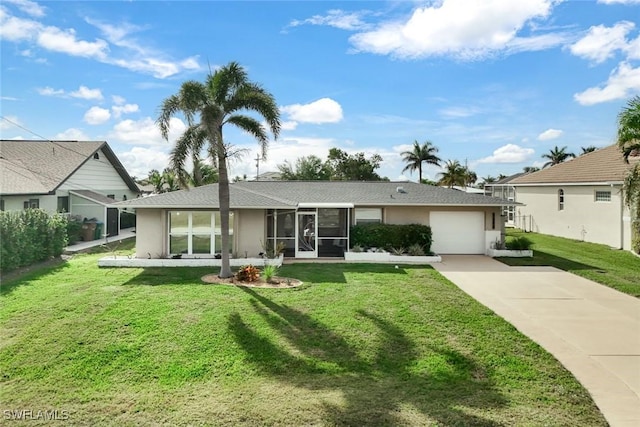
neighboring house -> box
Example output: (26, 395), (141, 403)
(510, 145), (639, 250)
(484, 173), (529, 227)
(0, 140), (140, 237)
(255, 171), (282, 181)
(113, 181), (516, 259)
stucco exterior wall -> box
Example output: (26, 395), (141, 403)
(384, 206), (430, 225)
(1, 194), (57, 212)
(236, 210), (266, 258)
(515, 185), (629, 249)
(135, 209), (166, 258)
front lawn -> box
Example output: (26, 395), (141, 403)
(499, 229), (639, 298)
(0, 252), (606, 426)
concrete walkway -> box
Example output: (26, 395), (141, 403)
(64, 228), (136, 254)
(433, 255), (640, 427)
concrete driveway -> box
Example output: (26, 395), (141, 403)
(433, 255), (640, 427)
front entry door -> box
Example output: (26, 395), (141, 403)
(296, 212), (317, 258)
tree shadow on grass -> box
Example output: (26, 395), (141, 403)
(1, 258), (70, 296)
(497, 250), (601, 272)
(228, 287), (506, 426)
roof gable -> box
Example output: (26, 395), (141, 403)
(511, 145), (638, 185)
(0, 140), (139, 195)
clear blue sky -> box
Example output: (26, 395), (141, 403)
(1, 0), (639, 182)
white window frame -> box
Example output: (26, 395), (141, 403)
(168, 211), (234, 256)
(354, 208), (382, 225)
(594, 190), (611, 202)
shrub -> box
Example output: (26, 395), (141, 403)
(350, 223), (432, 253)
(505, 236), (533, 251)
(120, 211), (136, 229)
(236, 265), (260, 282)
(66, 215), (83, 245)
(390, 247), (406, 256)
(262, 264), (278, 283)
(632, 220), (640, 255)
(407, 243), (425, 256)
(0, 209), (68, 272)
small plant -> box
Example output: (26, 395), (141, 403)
(236, 264), (260, 282)
(375, 247), (386, 253)
(262, 264), (278, 283)
(351, 245), (363, 253)
(505, 236), (533, 251)
(260, 240), (287, 258)
(492, 238), (506, 250)
(407, 243), (425, 256)
(390, 247), (406, 256)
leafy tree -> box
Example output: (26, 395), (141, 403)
(541, 146), (575, 168)
(523, 166), (540, 173)
(616, 96), (640, 252)
(326, 148), (387, 181)
(437, 160), (467, 188)
(400, 140), (441, 183)
(278, 155), (332, 180)
(581, 145), (598, 155)
(162, 168), (181, 192)
(158, 61), (280, 278)
(147, 169), (165, 193)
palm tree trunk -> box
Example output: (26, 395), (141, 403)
(418, 163), (423, 184)
(216, 141), (233, 278)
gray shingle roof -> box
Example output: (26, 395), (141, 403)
(114, 181), (517, 209)
(0, 140), (139, 195)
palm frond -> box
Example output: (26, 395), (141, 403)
(225, 114), (269, 158)
(157, 94), (181, 140)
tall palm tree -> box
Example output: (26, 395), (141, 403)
(158, 62), (280, 278)
(401, 140), (441, 183)
(541, 146), (575, 168)
(616, 96), (640, 253)
(617, 96), (640, 161)
(437, 160), (467, 188)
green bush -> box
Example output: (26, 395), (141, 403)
(120, 211), (136, 229)
(632, 220), (640, 254)
(505, 236), (533, 251)
(66, 216), (83, 245)
(0, 209), (69, 272)
(350, 223), (432, 254)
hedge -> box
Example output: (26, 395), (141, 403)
(350, 223), (432, 253)
(0, 209), (68, 273)
(632, 219), (640, 255)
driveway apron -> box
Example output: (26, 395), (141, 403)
(433, 255), (640, 427)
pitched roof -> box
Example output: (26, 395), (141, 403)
(114, 181), (517, 209)
(70, 190), (118, 206)
(511, 145), (639, 185)
(0, 140), (139, 195)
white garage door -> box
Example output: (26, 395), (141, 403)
(430, 211), (485, 254)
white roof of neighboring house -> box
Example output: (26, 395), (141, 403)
(113, 181), (519, 209)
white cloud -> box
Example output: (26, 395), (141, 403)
(117, 146), (171, 178)
(70, 85), (103, 100)
(281, 98), (343, 124)
(570, 22), (635, 64)
(574, 62), (640, 105)
(537, 128), (563, 140)
(597, 0), (640, 4)
(54, 128), (89, 140)
(280, 120), (298, 131)
(348, 0), (559, 60)
(83, 106), (111, 125)
(0, 9), (41, 41)
(37, 26), (108, 59)
(112, 95), (126, 105)
(477, 144), (535, 164)
(112, 103), (139, 118)
(287, 9), (371, 31)
(37, 86), (64, 96)
(439, 105), (482, 118)
(0, 115), (22, 130)
(1, 96), (19, 101)
(4, 0), (45, 17)
(108, 117), (186, 146)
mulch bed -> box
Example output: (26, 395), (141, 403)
(201, 274), (303, 288)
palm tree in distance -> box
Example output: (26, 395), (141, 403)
(158, 62), (281, 278)
(541, 146), (576, 168)
(190, 154), (219, 187)
(437, 160), (467, 188)
(523, 166), (540, 173)
(581, 145), (598, 155)
(401, 140), (441, 183)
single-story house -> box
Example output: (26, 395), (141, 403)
(0, 140), (140, 237)
(112, 181), (517, 259)
(510, 145), (638, 250)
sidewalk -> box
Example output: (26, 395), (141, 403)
(64, 228), (136, 254)
(433, 255), (640, 427)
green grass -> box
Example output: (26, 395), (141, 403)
(0, 250), (606, 426)
(499, 229), (640, 297)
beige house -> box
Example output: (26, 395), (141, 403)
(113, 181), (515, 259)
(510, 145), (638, 250)
(0, 140), (140, 236)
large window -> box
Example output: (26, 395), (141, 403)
(595, 191), (611, 202)
(57, 196), (69, 213)
(23, 199), (39, 209)
(354, 208), (382, 224)
(558, 189), (564, 211)
(169, 211), (234, 256)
